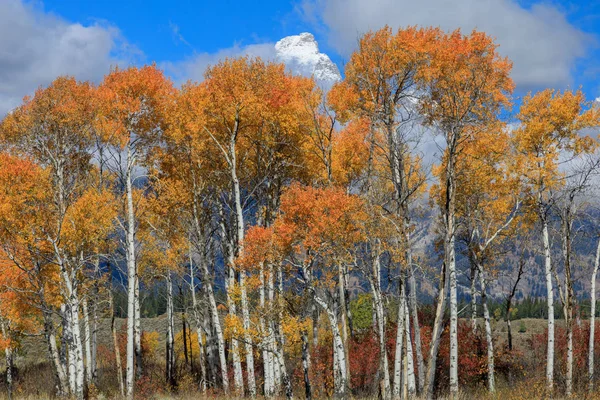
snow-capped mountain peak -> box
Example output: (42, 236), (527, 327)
(275, 32), (341, 89)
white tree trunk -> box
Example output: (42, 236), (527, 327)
(392, 281), (406, 399)
(225, 264), (245, 394)
(408, 261), (425, 394)
(448, 236), (458, 397)
(110, 289), (125, 397)
(82, 299), (93, 386)
(68, 293), (85, 400)
(166, 273), (175, 387)
(313, 293), (347, 398)
(424, 258), (447, 400)
(260, 263), (275, 397)
(189, 252), (207, 392)
(125, 144), (137, 400)
(542, 217), (555, 392)
(193, 200), (229, 393)
(589, 237), (600, 392)
(370, 250), (390, 399)
(43, 307), (68, 396)
(231, 149), (256, 396)
(478, 265), (495, 393)
(470, 266), (478, 333)
(403, 295), (416, 396)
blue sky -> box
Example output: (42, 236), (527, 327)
(1, 0), (599, 115)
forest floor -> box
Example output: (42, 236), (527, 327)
(5, 317), (572, 399)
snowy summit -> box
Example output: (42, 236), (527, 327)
(275, 32), (341, 88)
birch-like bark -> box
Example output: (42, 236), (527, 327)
(424, 261), (447, 400)
(192, 187), (229, 393)
(109, 289), (125, 397)
(301, 330), (312, 400)
(369, 250), (390, 400)
(1, 322), (13, 400)
(230, 133), (256, 396)
(392, 280), (406, 399)
(125, 144), (137, 400)
(189, 250), (207, 392)
(443, 136), (459, 398)
(589, 237), (600, 392)
(82, 299), (92, 386)
(134, 275), (142, 380)
(477, 265), (495, 393)
(260, 263), (275, 397)
(337, 263), (351, 389)
(67, 292), (85, 399)
(408, 261), (425, 394)
(165, 273), (175, 387)
(541, 216), (555, 392)
(43, 307), (68, 396)
(403, 294), (416, 396)
(470, 266), (478, 333)
(315, 295), (347, 398)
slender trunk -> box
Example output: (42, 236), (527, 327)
(478, 264), (495, 393)
(189, 250), (207, 392)
(268, 262), (279, 393)
(68, 292), (85, 400)
(193, 194), (229, 393)
(1, 322), (13, 400)
(444, 143), (459, 398)
(403, 293), (416, 396)
(275, 341), (294, 400)
(91, 299), (98, 383)
(228, 116), (256, 396)
(226, 265), (244, 393)
(134, 275), (142, 380)
(541, 216), (555, 393)
(470, 266), (477, 333)
(312, 305), (319, 347)
(589, 237), (600, 392)
(62, 303), (74, 395)
(370, 250), (390, 400)
(563, 207), (574, 398)
(424, 261), (447, 400)
(314, 293), (347, 398)
(166, 273), (175, 387)
(408, 260), (425, 394)
(182, 316), (189, 368)
(566, 304), (574, 397)
(83, 299), (92, 386)
(239, 271), (256, 396)
(110, 290), (125, 397)
(392, 280), (406, 399)
(125, 144), (137, 400)
(302, 330), (312, 400)
(44, 307), (68, 396)
(260, 263), (275, 397)
(337, 263), (351, 389)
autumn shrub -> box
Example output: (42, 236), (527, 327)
(527, 321), (600, 394)
(349, 330), (380, 393)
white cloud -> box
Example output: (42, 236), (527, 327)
(162, 43), (277, 84)
(300, 0), (592, 89)
(0, 0), (138, 116)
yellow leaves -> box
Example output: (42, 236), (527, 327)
(223, 313), (244, 341)
(61, 188), (117, 253)
(281, 315), (310, 350)
(96, 64), (175, 148)
(420, 29), (514, 130)
(514, 89), (600, 193)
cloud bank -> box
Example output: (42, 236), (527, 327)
(300, 0), (592, 89)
